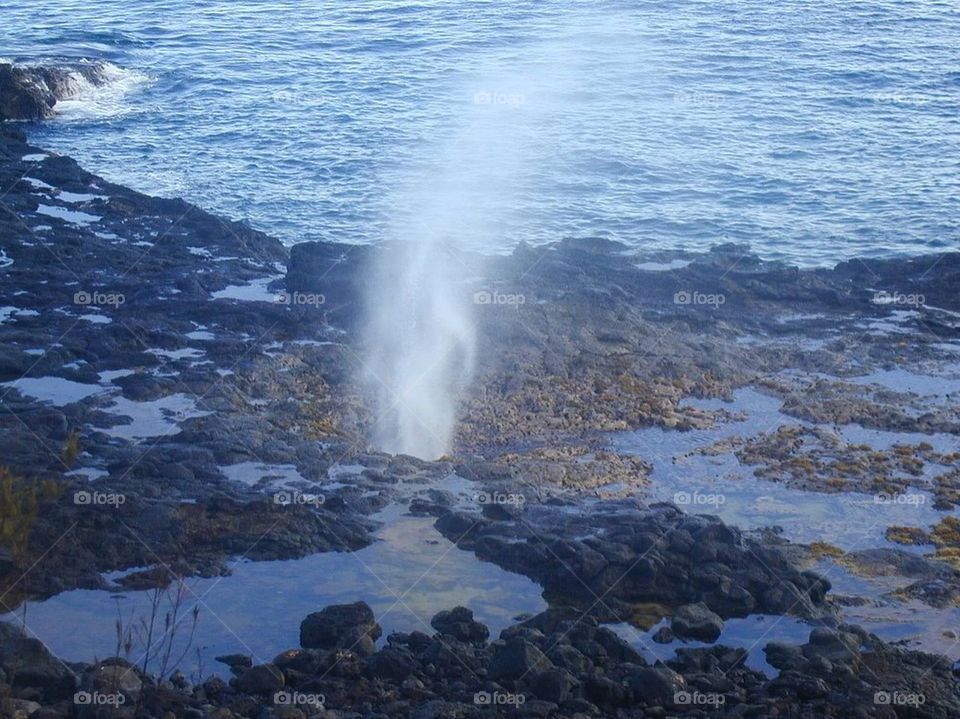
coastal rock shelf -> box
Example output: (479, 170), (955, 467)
(1, 120), (959, 716)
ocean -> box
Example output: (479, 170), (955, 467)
(2, 0), (958, 265)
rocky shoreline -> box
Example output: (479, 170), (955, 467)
(0, 61), (116, 122)
(3, 597), (959, 718)
(1, 64), (960, 716)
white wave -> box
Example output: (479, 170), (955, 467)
(53, 62), (151, 120)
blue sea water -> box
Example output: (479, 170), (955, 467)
(2, 0), (958, 265)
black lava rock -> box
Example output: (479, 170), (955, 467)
(300, 601), (382, 650)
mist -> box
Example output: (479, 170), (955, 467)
(358, 83), (533, 459)
(357, 16), (630, 459)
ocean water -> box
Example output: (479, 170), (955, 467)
(2, 0), (958, 265)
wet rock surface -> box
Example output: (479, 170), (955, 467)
(434, 501), (834, 625)
(704, 424), (960, 510)
(300, 601), (382, 653)
(431, 606), (490, 645)
(0, 60), (113, 121)
(671, 602), (724, 642)
(0, 124), (377, 604)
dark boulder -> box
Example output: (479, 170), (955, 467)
(214, 653), (252, 674)
(585, 675), (630, 706)
(517, 699), (558, 717)
(234, 663), (284, 694)
(0, 61), (111, 122)
(411, 700), (479, 719)
(0, 622), (79, 700)
(430, 606), (490, 644)
(284, 241), (377, 325)
(77, 660), (145, 709)
(488, 639), (553, 680)
(802, 627), (861, 665)
(767, 670), (830, 700)
(272, 648), (326, 675)
(529, 668), (574, 704)
(671, 602), (724, 642)
(764, 641), (805, 672)
(299, 601), (382, 650)
(0, 63), (54, 120)
(652, 625), (674, 644)
(628, 666), (687, 706)
(340, 625), (378, 656)
(365, 646), (418, 681)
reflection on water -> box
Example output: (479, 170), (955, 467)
(5, 377), (958, 674)
(814, 558), (960, 662)
(1, 510), (545, 676)
(608, 384), (960, 662)
(609, 388), (946, 550)
(607, 614), (813, 678)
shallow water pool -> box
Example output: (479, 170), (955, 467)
(1, 507), (545, 677)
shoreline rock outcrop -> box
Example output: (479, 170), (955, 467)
(3, 603), (959, 717)
(0, 60), (112, 121)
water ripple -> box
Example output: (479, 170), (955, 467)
(1, 0), (957, 265)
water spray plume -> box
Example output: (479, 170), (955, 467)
(362, 235), (476, 460)
(358, 24), (594, 458)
